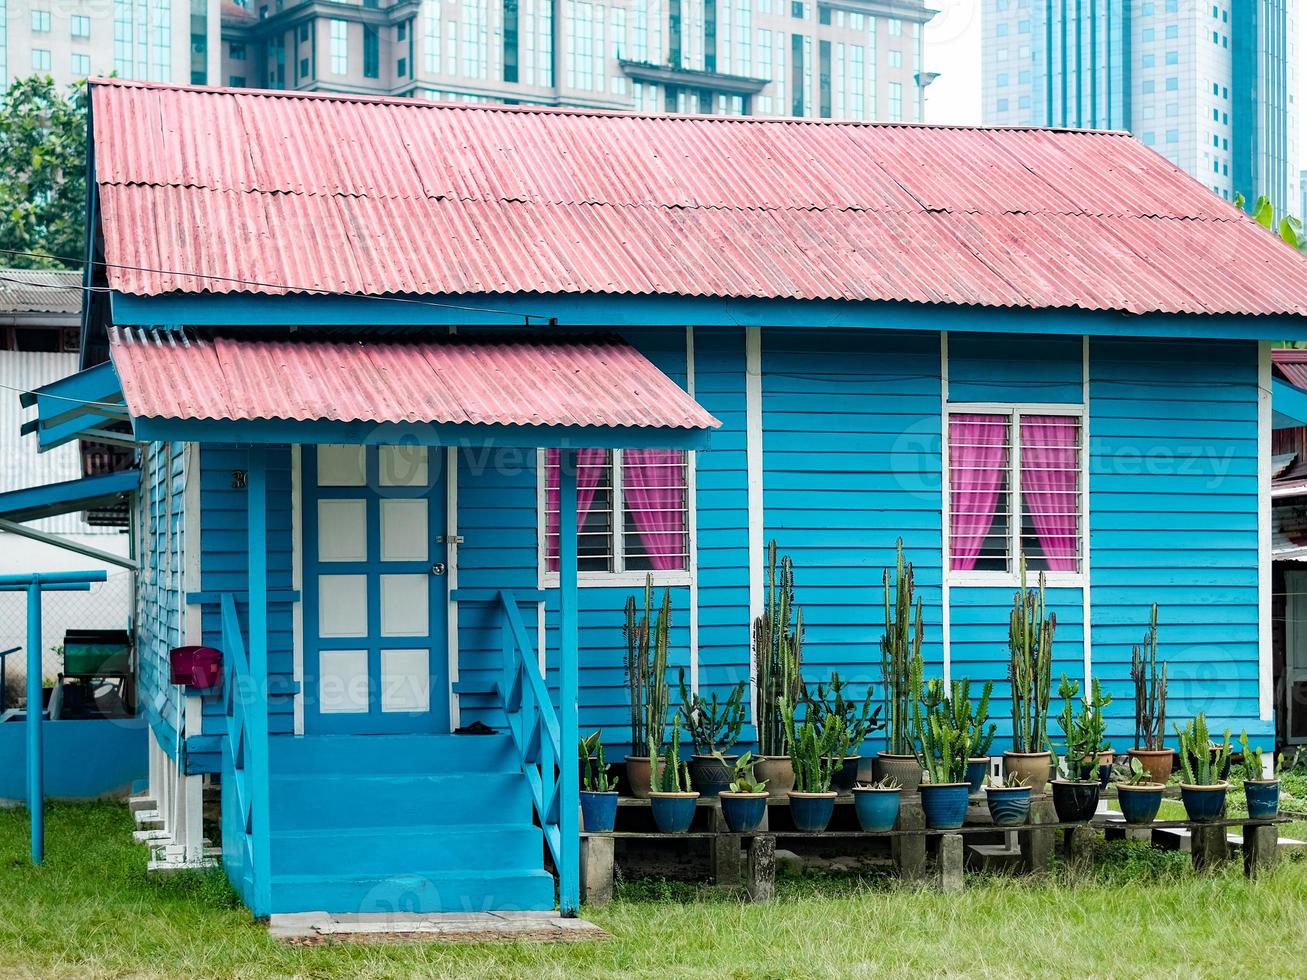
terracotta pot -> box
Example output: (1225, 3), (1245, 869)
(872, 752), (924, 793)
(625, 755), (663, 800)
(1003, 751), (1052, 794)
(1128, 748), (1175, 786)
(754, 755), (795, 800)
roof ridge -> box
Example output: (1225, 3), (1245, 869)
(86, 77), (1134, 137)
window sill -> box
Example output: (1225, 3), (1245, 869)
(946, 571), (1085, 590)
(540, 571), (692, 590)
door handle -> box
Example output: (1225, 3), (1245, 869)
(430, 562), (446, 576)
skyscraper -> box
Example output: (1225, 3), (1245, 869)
(982, 0), (1299, 208)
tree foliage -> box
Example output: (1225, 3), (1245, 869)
(0, 76), (87, 269)
(1236, 192), (1306, 255)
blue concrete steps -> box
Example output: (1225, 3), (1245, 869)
(271, 825), (544, 875)
(270, 869), (558, 915)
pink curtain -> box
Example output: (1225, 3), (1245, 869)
(623, 450), (686, 571)
(949, 414), (1010, 571)
(1020, 415), (1080, 572)
(546, 448), (607, 571)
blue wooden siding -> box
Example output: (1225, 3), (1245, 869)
(948, 332), (1083, 404)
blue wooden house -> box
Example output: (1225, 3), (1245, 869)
(20, 79), (1307, 917)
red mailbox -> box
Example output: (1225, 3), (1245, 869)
(169, 646), (223, 689)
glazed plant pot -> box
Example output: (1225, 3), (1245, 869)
(966, 757), (990, 795)
(919, 782), (971, 830)
(788, 791), (838, 832)
(1127, 748), (1175, 786)
(1003, 751), (1052, 795)
(688, 753), (737, 798)
(625, 755), (659, 800)
(1116, 782), (1165, 825)
(1076, 751), (1115, 789)
(851, 785), (902, 833)
(579, 790), (619, 833)
(873, 752), (924, 794)
(754, 755), (796, 800)
(826, 755), (860, 793)
(1179, 782), (1229, 823)
(1051, 779), (1101, 823)
(649, 791), (700, 832)
(1244, 779), (1281, 820)
(719, 791), (769, 833)
(986, 785), (1033, 827)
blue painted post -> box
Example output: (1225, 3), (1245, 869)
(557, 448), (580, 915)
(26, 580), (42, 864)
(247, 448), (273, 916)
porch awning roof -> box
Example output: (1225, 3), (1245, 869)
(0, 470), (138, 523)
(27, 329), (720, 450)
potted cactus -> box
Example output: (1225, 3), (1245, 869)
(1113, 757), (1165, 826)
(1051, 674), (1110, 823)
(1005, 563), (1055, 794)
(914, 678), (979, 830)
(874, 539), (926, 791)
(1175, 714), (1231, 823)
(624, 577), (672, 798)
(1238, 732), (1280, 820)
(648, 716), (700, 832)
(754, 541), (805, 799)
(679, 669), (746, 798)
(986, 771), (1032, 827)
(959, 679), (997, 794)
(718, 752), (770, 832)
(785, 700), (848, 832)
(579, 734), (619, 833)
(851, 774), (902, 833)
(807, 672), (882, 792)
(1128, 604), (1174, 785)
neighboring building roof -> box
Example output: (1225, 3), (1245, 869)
(0, 268), (81, 321)
(1274, 349), (1307, 390)
(107, 328), (721, 432)
(88, 79), (1307, 318)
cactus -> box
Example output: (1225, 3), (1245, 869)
(754, 541), (804, 757)
(1056, 674), (1112, 780)
(784, 698), (850, 793)
(806, 672), (883, 751)
(1175, 714), (1231, 786)
(1008, 561), (1055, 754)
(881, 538), (925, 756)
(913, 678), (981, 785)
(653, 714), (691, 793)
(625, 575), (672, 759)
(678, 669), (746, 755)
(580, 734), (618, 792)
(1131, 604), (1168, 751)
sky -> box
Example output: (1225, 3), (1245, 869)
(922, 0), (1307, 167)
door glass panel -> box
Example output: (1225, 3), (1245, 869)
(320, 649), (369, 713)
(318, 444), (366, 486)
(380, 445), (429, 487)
(380, 498), (428, 561)
(381, 648), (430, 712)
(380, 573), (428, 636)
(318, 574), (369, 636)
(318, 499), (367, 561)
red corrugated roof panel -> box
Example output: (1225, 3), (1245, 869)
(106, 328), (720, 432)
(1274, 349), (1307, 390)
(89, 79), (1307, 318)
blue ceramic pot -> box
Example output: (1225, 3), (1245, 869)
(580, 791), (618, 833)
(719, 792), (769, 833)
(788, 792), (837, 832)
(1179, 783), (1228, 823)
(852, 786), (902, 832)
(1116, 784), (1164, 825)
(688, 754), (736, 798)
(919, 782), (971, 830)
(985, 785), (1032, 827)
(649, 792), (699, 832)
(1244, 780), (1281, 820)
(966, 758), (989, 795)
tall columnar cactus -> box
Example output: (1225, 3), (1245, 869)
(1175, 714), (1231, 786)
(1131, 604), (1168, 751)
(625, 575), (672, 759)
(784, 698), (850, 793)
(754, 541), (804, 757)
(654, 715), (692, 793)
(1008, 561), (1055, 754)
(913, 678), (981, 785)
(1057, 674), (1112, 778)
(881, 538), (924, 755)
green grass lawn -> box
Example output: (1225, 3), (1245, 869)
(3, 803), (1307, 979)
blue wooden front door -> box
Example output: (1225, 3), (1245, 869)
(303, 444), (449, 734)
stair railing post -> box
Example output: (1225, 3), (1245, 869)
(247, 447), (272, 916)
(26, 580), (42, 864)
(557, 447), (580, 915)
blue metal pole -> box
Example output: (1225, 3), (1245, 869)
(247, 447), (272, 917)
(557, 448), (580, 915)
(26, 580), (43, 864)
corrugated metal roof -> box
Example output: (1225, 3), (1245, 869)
(89, 79), (1307, 318)
(107, 328), (721, 431)
(1274, 349), (1307, 390)
(0, 268), (82, 316)
(0, 351), (116, 535)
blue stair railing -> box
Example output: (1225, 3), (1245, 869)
(494, 588), (577, 911)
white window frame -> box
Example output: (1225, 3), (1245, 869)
(944, 401), (1087, 589)
(537, 448), (693, 589)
